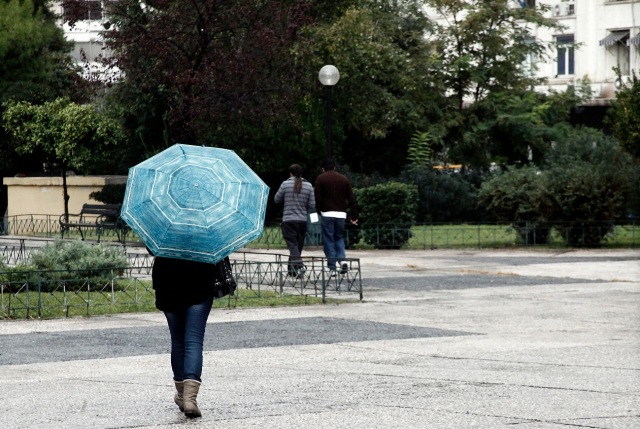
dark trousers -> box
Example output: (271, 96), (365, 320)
(281, 221), (308, 274)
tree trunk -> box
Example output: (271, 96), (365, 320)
(62, 167), (70, 223)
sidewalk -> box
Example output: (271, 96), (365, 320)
(0, 248), (638, 428)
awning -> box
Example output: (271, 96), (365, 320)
(628, 33), (640, 46)
(600, 31), (629, 47)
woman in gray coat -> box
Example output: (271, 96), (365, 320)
(274, 164), (316, 277)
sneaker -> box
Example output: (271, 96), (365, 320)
(295, 267), (306, 279)
(327, 270), (337, 278)
(340, 263), (349, 275)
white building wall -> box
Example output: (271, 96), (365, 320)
(53, 1), (110, 79)
(538, 0), (640, 104)
(424, 0), (639, 105)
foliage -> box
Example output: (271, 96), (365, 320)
(540, 129), (634, 246)
(2, 98), (125, 216)
(425, 0), (561, 108)
(67, 0), (312, 165)
(407, 131), (432, 167)
(355, 182), (418, 248)
(462, 84), (592, 168)
(399, 165), (478, 222)
(304, 2), (433, 139)
(477, 166), (551, 243)
(90, 184), (127, 205)
(422, 0), (564, 168)
(478, 128), (635, 247)
(606, 69), (640, 160)
(0, 0), (79, 103)
(7, 239), (129, 292)
(0, 0), (90, 174)
(304, 1), (439, 172)
(28, 239), (128, 271)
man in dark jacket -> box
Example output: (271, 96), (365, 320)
(314, 158), (358, 274)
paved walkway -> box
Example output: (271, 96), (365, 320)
(0, 248), (638, 428)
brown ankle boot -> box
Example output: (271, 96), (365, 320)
(174, 381), (184, 411)
(182, 380), (202, 418)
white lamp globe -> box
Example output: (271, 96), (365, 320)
(318, 65), (340, 86)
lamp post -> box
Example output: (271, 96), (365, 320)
(318, 65), (340, 160)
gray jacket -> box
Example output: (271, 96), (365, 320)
(274, 177), (316, 222)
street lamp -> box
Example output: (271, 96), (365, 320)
(318, 65), (340, 160)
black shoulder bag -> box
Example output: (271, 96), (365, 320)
(213, 256), (237, 298)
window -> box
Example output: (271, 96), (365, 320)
(71, 41), (107, 63)
(517, 0), (535, 7)
(556, 35), (574, 76)
(523, 37), (537, 77)
(600, 31), (630, 76)
(63, 0), (103, 21)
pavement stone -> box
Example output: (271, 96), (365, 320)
(0, 247), (638, 429)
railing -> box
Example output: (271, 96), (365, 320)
(2, 215), (637, 248)
(0, 267), (155, 319)
(0, 247), (362, 319)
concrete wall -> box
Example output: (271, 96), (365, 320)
(3, 176), (127, 218)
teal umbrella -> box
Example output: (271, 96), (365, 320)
(120, 144), (269, 263)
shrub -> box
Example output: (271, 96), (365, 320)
(89, 184), (127, 204)
(477, 166), (551, 244)
(13, 239), (130, 291)
(355, 182), (418, 248)
(399, 165), (478, 222)
(541, 128), (634, 246)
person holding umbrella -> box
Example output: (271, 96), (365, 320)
(274, 164), (316, 277)
(121, 144), (270, 419)
(151, 254), (222, 419)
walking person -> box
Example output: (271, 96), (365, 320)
(151, 255), (222, 419)
(314, 158), (358, 275)
(274, 164), (316, 277)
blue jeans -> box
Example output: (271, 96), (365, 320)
(164, 296), (213, 382)
(321, 215), (346, 270)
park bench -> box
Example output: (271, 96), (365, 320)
(59, 203), (128, 243)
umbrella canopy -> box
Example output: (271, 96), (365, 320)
(120, 144), (269, 264)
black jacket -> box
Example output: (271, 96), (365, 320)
(151, 256), (218, 311)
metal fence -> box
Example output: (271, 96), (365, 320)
(0, 243), (362, 319)
(2, 215), (637, 249)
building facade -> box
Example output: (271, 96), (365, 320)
(53, 1), (110, 79)
(532, 0), (639, 104)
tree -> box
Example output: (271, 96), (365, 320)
(63, 0), (312, 163)
(462, 82), (592, 167)
(300, 1), (440, 173)
(2, 98), (124, 219)
(0, 0), (92, 174)
(422, 0), (563, 168)
(0, 0), (79, 103)
(606, 69), (640, 160)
